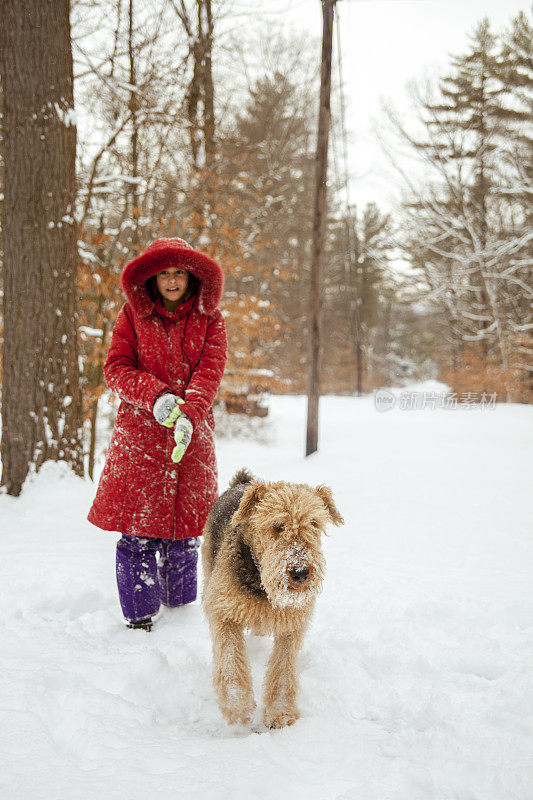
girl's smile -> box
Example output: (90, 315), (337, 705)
(156, 268), (189, 309)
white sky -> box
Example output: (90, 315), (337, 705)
(243, 0), (529, 213)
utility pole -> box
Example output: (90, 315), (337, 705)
(306, 0), (336, 456)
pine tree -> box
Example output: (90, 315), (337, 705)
(421, 19), (505, 360)
(217, 68), (317, 394)
(494, 11), (533, 202)
(491, 12), (533, 394)
(391, 14), (533, 400)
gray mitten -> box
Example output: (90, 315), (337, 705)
(153, 393), (184, 427)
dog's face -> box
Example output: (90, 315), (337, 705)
(231, 481), (344, 610)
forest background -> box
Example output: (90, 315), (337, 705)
(0, 0), (531, 488)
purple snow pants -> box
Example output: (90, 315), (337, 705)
(116, 534), (200, 623)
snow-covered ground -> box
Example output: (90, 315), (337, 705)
(1, 386), (532, 800)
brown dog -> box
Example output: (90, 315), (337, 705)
(201, 468), (344, 728)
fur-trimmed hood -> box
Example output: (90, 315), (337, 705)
(121, 237), (224, 318)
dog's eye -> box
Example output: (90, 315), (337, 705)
(272, 522), (283, 533)
(311, 520), (320, 528)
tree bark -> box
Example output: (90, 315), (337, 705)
(187, 4), (203, 170)
(88, 397), (99, 482)
(0, 0), (83, 495)
(128, 0), (140, 244)
(186, 0), (215, 171)
(306, 0), (335, 457)
(202, 0), (215, 168)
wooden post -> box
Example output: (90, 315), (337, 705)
(306, 0), (336, 456)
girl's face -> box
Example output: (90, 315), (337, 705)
(156, 267), (189, 308)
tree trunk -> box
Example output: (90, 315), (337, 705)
(202, 0), (215, 168)
(356, 337), (363, 396)
(306, 0), (335, 456)
(186, 0), (215, 173)
(128, 0), (140, 245)
(0, 0), (83, 496)
(87, 318), (108, 481)
(187, 3), (203, 170)
(88, 398), (99, 482)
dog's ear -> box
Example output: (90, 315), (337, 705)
(231, 480), (269, 526)
(315, 485), (344, 526)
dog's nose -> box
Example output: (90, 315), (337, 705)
(289, 567), (309, 583)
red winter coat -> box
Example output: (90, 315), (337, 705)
(87, 238), (227, 540)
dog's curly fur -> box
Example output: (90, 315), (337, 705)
(201, 468), (344, 728)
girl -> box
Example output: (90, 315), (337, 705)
(88, 237), (227, 631)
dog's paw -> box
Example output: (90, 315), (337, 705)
(221, 702), (256, 726)
(217, 681), (256, 726)
(220, 697), (256, 726)
(263, 705), (300, 729)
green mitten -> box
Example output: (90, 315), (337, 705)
(171, 415), (193, 463)
(162, 399), (184, 428)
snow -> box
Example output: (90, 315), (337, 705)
(93, 173), (144, 185)
(79, 325), (104, 338)
(54, 102), (77, 127)
(1, 387), (532, 799)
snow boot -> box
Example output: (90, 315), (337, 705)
(126, 617), (153, 631)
